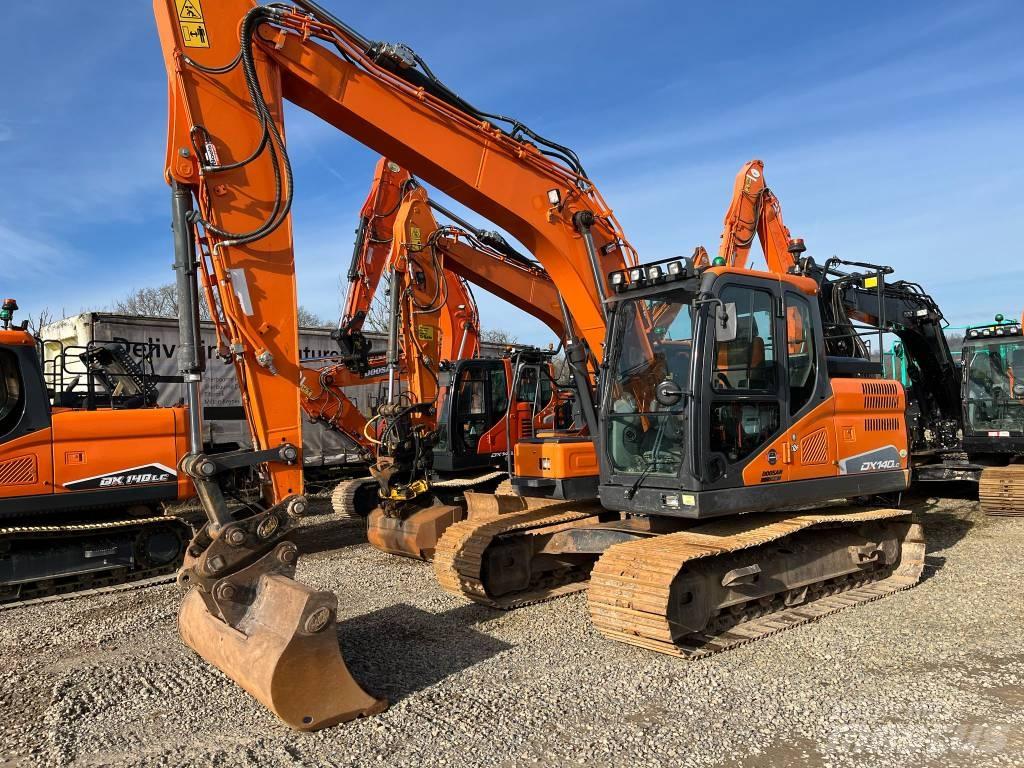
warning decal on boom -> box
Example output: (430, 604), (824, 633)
(175, 0), (209, 48)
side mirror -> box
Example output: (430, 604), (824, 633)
(655, 378), (684, 407)
(716, 302), (737, 343)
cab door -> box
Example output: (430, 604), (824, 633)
(702, 277), (788, 488)
(448, 361), (506, 458)
(0, 342), (54, 502)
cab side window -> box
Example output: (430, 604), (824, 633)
(0, 350), (25, 437)
(713, 287), (776, 391)
(786, 294), (817, 414)
(490, 367), (509, 415)
(708, 285), (780, 467)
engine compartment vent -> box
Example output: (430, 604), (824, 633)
(0, 455), (38, 486)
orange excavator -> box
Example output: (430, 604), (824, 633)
(717, 161), (1024, 511)
(299, 157), (568, 527)
(295, 157), (481, 469)
(153, 0), (926, 731)
(0, 307), (196, 604)
(348, 171), (573, 559)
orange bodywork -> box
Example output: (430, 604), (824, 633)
(0, 407), (192, 502)
(741, 379), (909, 487)
(718, 159), (801, 274)
(296, 158), (569, 455)
(514, 439), (599, 481)
(339, 158), (415, 335)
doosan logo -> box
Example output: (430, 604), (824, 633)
(99, 472), (172, 487)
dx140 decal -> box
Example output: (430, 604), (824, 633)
(63, 463), (177, 491)
(838, 446), (902, 475)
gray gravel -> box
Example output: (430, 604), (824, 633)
(1, 489), (1022, 767)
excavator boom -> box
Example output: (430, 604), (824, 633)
(153, 0), (632, 728)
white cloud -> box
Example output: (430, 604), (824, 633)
(0, 222), (72, 276)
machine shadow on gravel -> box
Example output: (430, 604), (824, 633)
(899, 483), (978, 581)
(336, 603), (512, 701)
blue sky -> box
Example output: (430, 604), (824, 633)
(3, 1), (1023, 345)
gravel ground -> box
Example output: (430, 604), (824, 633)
(1, 489), (1022, 768)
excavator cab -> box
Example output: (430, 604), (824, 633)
(433, 353), (559, 473)
(593, 257), (911, 518)
(961, 318), (1024, 458)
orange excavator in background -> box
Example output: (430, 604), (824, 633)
(716, 160), (1024, 509)
(154, 0), (928, 731)
(0, 307), (196, 605)
(322, 159), (571, 563)
(297, 157), (568, 531)
(295, 157), (481, 470)
(356, 179), (572, 559)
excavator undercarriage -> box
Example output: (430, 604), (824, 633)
(433, 493), (925, 656)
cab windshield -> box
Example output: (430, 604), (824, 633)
(604, 291), (694, 476)
(964, 339), (1024, 433)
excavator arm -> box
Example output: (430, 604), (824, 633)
(716, 160), (961, 457)
(154, 0), (633, 728)
(718, 159), (806, 273)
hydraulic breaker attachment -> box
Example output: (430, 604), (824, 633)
(176, 499), (385, 730)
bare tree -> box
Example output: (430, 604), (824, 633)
(297, 306), (332, 328)
(24, 307), (64, 336)
(481, 328), (519, 345)
(110, 284), (183, 319)
(338, 274), (392, 333)
(110, 283), (332, 328)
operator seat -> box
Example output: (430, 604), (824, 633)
(715, 316), (766, 389)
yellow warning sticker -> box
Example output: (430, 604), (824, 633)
(176, 0), (210, 48)
(180, 22), (210, 48)
(417, 325), (435, 341)
(410, 225), (422, 247)
(176, 0), (204, 23)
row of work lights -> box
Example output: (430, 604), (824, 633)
(968, 324), (1022, 339)
(608, 257), (704, 293)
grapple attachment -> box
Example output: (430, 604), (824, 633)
(176, 506), (386, 730)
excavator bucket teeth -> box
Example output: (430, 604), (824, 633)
(178, 574), (386, 731)
(366, 504), (462, 560)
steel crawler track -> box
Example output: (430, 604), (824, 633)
(433, 504), (604, 608)
(979, 465), (1024, 516)
(588, 508), (925, 656)
(0, 515), (193, 610)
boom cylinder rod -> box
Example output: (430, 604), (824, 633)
(557, 293), (599, 436)
(385, 269), (401, 404)
(573, 211), (609, 321)
(171, 182), (205, 454)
